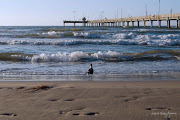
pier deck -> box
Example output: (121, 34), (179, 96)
(63, 20), (88, 27)
(88, 13), (180, 28)
(64, 13), (180, 28)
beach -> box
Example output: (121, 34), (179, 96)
(0, 81), (180, 120)
(0, 26), (180, 120)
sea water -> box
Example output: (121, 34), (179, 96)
(0, 26), (180, 80)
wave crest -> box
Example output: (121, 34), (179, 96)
(1, 37), (180, 46)
(31, 51), (90, 62)
(0, 50), (179, 63)
(17, 50), (180, 62)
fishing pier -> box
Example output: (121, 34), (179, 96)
(64, 13), (180, 28)
(63, 17), (88, 27)
(63, 20), (88, 27)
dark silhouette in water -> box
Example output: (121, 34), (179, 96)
(87, 64), (93, 74)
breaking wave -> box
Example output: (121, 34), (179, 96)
(0, 37), (180, 46)
(1, 29), (180, 46)
(0, 50), (179, 63)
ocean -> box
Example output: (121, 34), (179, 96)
(0, 26), (180, 81)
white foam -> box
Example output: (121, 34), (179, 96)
(157, 34), (180, 40)
(0, 37), (180, 46)
(30, 50), (179, 63)
(1, 31), (180, 46)
(73, 32), (103, 38)
(30, 51), (134, 62)
(112, 32), (135, 39)
(42, 31), (63, 36)
(31, 51), (90, 62)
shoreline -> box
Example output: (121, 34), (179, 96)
(0, 71), (180, 81)
(1, 80), (180, 88)
(0, 81), (180, 120)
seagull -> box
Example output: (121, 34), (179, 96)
(87, 64), (93, 74)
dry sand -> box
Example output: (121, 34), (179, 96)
(0, 81), (180, 120)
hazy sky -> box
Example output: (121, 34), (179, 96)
(0, 0), (180, 26)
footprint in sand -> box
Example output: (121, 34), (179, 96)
(84, 112), (99, 116)
(59, 106), (99, 116)
(63, 99), (74, 101)
(59, 107), (85, 116)
(71, 107), (85, 116)
(59, 110), (73, 115)
(17, 87), (25, 89)
(124, 96), (140, 102)
(49, 99), (57, 101)
(145, 107), (171, 111)
(72, 113), (80, 116)
(69, 87), (75, 89)
(0, 113), (17, 117)
(72, 112), (99, 116)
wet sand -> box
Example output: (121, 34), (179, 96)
(0, 81), (180, 120)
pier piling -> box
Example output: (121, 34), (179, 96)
(177, 19), (179, 28)
(132, 21), (134, 27)
(144, 21), (146, 27)
(151, 21), (153, 28)
(158, 20), (161, 28)
(137, 21), (140, 27)
(127, 21), (129, 27)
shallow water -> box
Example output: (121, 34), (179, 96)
(0, 26), (180, 76)
(0, 72), (180, 81)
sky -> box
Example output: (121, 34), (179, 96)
(0, 0), (180, 26)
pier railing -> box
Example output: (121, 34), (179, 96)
(87, 13), (180, 28)
(63, 13), (180, 28)
(89, 13), (180, 23)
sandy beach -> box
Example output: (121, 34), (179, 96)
(0, 81), (180, 120)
